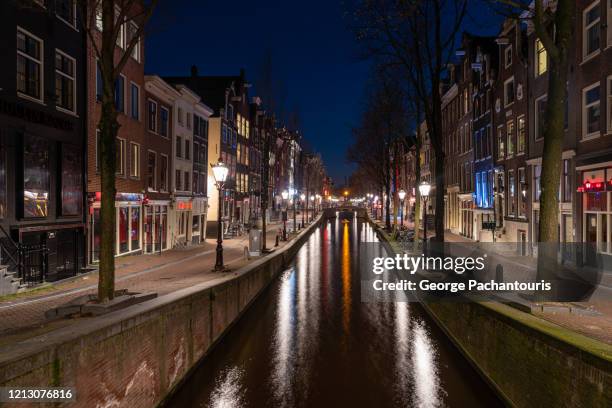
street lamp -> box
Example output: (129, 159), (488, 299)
(300, 193), (306, 227)
(398, 189), (406, 227)
(211, 159), (229, 271)
(418, 181), (431, 249)
(281, 189), (289, 240)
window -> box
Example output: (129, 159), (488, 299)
(517, 115), (526, 154)
(95, 4), (103, 31)
(193, 142), (200, 165)
(130, 83), (139, 120)
(147, 151), (156, 190)
(504, 77), (515, 106)
(535, 38), (547, 76)
(535, 95), (547, 140)
(175, 169), (182, 190)
(518, 168), (526, 218)
(56, 0), (75, 26)
(185, 139), (190, 160)
(160, 107), (169, 137)
(160, 154), (168, 191)
(507, 119), (515, 157)
(222, 124), (228, 144)
(497, 126), (505, 158)
(17, 28), (43, 102)
(186, 113), (191, 130)
(115, 75), (125, 112)
(184, 171), (190, 191)
(193, 171), (198, 193)
(508, 169), (516, 216)
(562, 159), (571, 202)
(61, 144), (82, 216)
(148, 100), (157, 132)
(127, 22), (141, 62)
(55, 50), (75, 112)
(533, 164), (542, 201)
(583, 82), (601, 137)
(504, 45), (512, 68)
(23, 135), (49, 218)
(129, 142), (140, 178)
(116, 138), (125, 175)
(177, 107), (183, 125)
(583, 1), (601, 59)
(608, 76), (612, 133)
(176, 136), (182, 158)
(115, 6), (125, 48)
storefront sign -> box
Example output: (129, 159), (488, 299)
(0, 99), (74, 131)
(90, 192), (143, 203)
(176, 200), (193, 211)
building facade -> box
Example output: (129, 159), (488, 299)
(0, 0), (87, 283)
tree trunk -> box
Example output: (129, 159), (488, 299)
(536, 0), (574, 296)
(98, 99), (118, 302)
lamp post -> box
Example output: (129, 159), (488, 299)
(291, 189), (297, 233)
(281, 190), (289, 240)
(300, 193), (306, 227)
(211, 159), (229, 271)
(418, 181), (431, 250)
(398, 189), (406, 227)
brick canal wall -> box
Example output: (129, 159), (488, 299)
(0, 216), (324, 408)
(372, 221), (612, 408)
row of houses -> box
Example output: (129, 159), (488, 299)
(400, 0), (612, 261)
(0, 1), (308, 286)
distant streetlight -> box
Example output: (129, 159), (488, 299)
(281, 189), (289, 240)
(211, 159), (229, 271)
(300, 193), (306, 227)
(418, 181), (431, 248)
(398, 189), (406, 227)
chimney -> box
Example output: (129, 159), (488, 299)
(190, 65), (198, 77)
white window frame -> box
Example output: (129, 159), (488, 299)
(504, 76), (515, 107)
(147, 150), (157, 191)
(583, 1), (601, 61)
(582, 81), (601, 139)
(129, 142), (140, 179)
(115, 6), (125, 49)
(608, 74), (612, 133)
(160, 153), (168, 192)
(130, 82), (140, 120)
(117, 137), (126, 176)
(504, 45), (512, 68)
(160, 106), (169, 138)
(56, 0), (77, 29)
(128, 22), (141, 62)
(535, 94), (547, 141)
(148, 99), (158, 133)
(16, 27), (44, 104)
(54, 48), (76, 114)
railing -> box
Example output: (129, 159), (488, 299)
(0, 225), (48, 285)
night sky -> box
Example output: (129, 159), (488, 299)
(146, 0), (501, 185)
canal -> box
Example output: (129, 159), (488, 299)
(167, 215), (502, 407)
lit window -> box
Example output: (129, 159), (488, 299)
(583, 82), (601, 137)
(508, 169), (516, 216)
(517, 115), (526, 153)
(497, 126), (505, 158)
(17, 28), (43, 102)
(535, 38), (547, 76)
(507, 119), (515, 156)
(55, 50), (75, 112)
(518, 168), (526, 217)
(130, 142), (140, 178)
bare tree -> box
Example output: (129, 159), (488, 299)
(491, 0), (575, 289)
(80, 0), (158, 302)
(351, 0), (468, 241)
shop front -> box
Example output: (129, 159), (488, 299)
(144, 200), (170, 253)
(191, 197), (207, 244)
(88, 192), (143, 263)
(173, 196), (193, 247)
(459, 194), (474, 239)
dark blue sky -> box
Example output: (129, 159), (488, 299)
(146, 0), (501, 185)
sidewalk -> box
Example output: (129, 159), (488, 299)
(0, 219), (300, 347)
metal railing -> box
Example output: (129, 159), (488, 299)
(0, 225), (48, 285)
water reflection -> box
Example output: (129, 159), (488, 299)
(169, 217), (501, 408)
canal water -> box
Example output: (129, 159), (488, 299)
(168, 216), (502, 407)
